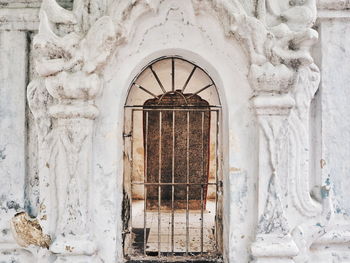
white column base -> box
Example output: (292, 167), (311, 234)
(251, 234), (299, 263)
(50, 234), (96, 261)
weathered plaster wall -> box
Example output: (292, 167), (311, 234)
(0, 29), (34, 262)
(307, 6), (350, 262)
(317, 9), (350, 218)
(0, 0), (350, 262)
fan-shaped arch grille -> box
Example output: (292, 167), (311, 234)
(125, 57), (220, 107)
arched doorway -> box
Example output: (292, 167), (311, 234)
(123, 57), (222, 261)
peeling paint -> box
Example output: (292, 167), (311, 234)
(10, 212), (51, 249)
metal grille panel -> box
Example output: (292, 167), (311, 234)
(123, 56), (222, 262)
(124, 107), (221, 261)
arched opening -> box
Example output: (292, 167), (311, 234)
(123, 57), (222, 261)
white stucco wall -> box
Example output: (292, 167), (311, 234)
(0, 0), (350, 262)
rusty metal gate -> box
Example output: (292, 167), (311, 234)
(123, 57), (222, 262)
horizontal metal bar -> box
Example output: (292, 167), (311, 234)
(125, 105), (221, 109)
(126, 108), (221, 113)
(131, 182), (217, 185)
(128, 255), (222, 262)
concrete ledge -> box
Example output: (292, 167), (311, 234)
(0, 8), (39, 31)
(0, 0), (72, 31)
(318, 0), (350, 11)
(0, 0), (72, 9)
(318, 9), (350, 20)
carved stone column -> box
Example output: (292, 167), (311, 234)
(0, 30), (32, 262)
(45, 72), (101, 262)
(246, 0), (320, 261)
(251, 94), (299, 263)
(9, 1), (117, 262)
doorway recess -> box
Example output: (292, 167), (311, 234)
(123, 57), (222, 262)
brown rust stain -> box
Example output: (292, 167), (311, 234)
(136, 147), (144, 155)
(40, 203), (46, 212)
(230, 167), (241, 172)
(65, 245), (74, 252)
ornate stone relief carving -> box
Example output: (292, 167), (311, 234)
(194, 0), (323, 261)
(192, 0), (324, 261)
(11, 0), (323, 262)
(289, 64), (322, 218)
(20, 0), (117, 261)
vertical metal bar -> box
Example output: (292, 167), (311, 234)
(158, 111), (162, 257)
(200, 185), (204, 255)
(201, 111), (204, 255)
(150, 66), (167, 94)
(215, 110), (219, 252)
(181, 66), (196, 93)
(171, 111), (175, 256)
(172, 58), (175, 92)
(130, 109), (134, 236)
(186, 111), (190, 256)
(144, 111), (148, 256)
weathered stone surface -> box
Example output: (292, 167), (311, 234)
(0, 30), (27, 243)
(10, 212), (51, 249)
(0, 0), (349, 262)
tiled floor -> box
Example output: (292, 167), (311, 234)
(131, 200), (216, 254)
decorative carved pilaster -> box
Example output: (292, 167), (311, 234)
(252, 94), (299, 263)
(247, 0), (320, 262)
(14, 0), (117, 262)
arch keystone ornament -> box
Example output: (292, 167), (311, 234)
(11, 0), (326, 262)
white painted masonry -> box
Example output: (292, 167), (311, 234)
(0, 0), (350, 262)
